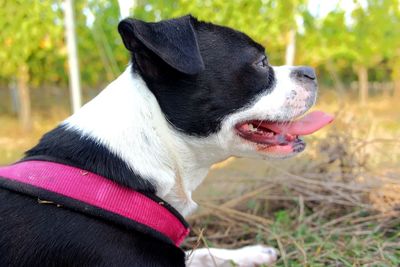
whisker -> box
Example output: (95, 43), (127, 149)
(256, 120), (263, 130)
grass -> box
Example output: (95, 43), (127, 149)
(186, 195), (399, 266)
(1, 93), (399, 266)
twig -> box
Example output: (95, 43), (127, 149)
(189, 185), (274, 221)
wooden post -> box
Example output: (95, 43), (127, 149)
(17, 64), (32, 132)
(118, 0), (136, 18)
(285, 28), (296, 66)
(394, 80), (400, 99)
(393, 67), (400, 99)
(358, 66), (368, 105)
(64, 0), (82, 113)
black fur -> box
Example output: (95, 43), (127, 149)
(118, 15), (204, 75)
(0, 188), (185, 267)
(119, 15), (276, 136)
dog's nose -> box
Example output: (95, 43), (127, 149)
(292, 66), (316, 80)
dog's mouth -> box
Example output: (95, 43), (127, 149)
(235, 111), (334, 154)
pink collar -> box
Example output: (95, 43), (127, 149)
(0, 160), (189, 246)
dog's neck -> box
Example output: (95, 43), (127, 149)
(57, 67), (227, 216)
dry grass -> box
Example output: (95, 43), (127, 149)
(185, 163), (400, 264)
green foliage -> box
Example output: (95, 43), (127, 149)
(0, 0), (127, 88)
(0, 0), (65, 85)
(0, 0), (399, 90)
(350, 0), (400, 67)
(299, 0), (400, 68)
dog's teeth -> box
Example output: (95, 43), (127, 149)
(248, 124), (256, 131)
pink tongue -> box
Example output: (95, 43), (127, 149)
(262, 111), (334, 135)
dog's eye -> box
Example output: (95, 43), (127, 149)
(255, 57), (268, 68)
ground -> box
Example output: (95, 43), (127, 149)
(1, 92), (399, 266)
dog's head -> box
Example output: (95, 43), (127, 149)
(118, 15), (333, 160)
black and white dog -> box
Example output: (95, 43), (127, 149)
(0, 15), (333, 266)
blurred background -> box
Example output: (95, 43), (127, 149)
(0, 0), (399, 265)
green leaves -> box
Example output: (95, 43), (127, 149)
(0, 0), (127, 88)
(0, 0), (64, 83)
(0, 0), (399, 91)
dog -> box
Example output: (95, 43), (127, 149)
(0, 15), (333, 266)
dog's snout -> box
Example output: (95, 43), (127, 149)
(292, 66), (316, 81)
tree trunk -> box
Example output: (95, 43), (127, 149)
(285, 28), (296, 66)
(357, 66), (368, 105)
(9, 79), (19, 115)
(394, 80), (400, 99)
(118, 0), (136, 18)
(17, 64), (32, 132)
(64, 0), (82, 113)
(326, 60), (346, 95)
(327, 61), (346, 106)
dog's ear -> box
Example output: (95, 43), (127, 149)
(118, 15), (204, 75)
